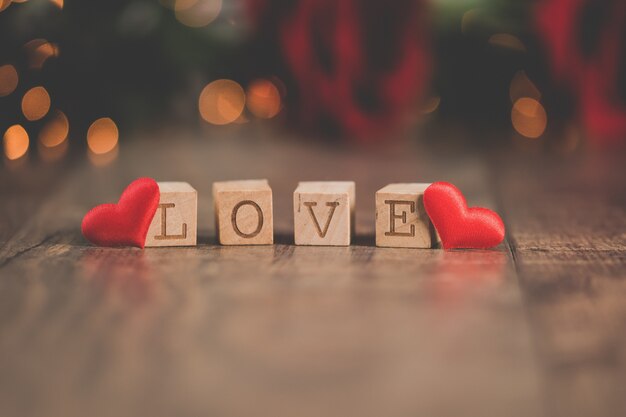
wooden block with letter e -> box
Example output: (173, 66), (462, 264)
(293, 181), (355, 246)
(375, 183), (438, 248)
(213, 179), (274, 245)
(145, 182), (197, 247)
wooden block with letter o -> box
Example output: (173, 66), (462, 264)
(213, 179), (274, 245)
(375, 183), (438, 248)
(145, 182), (197, 247)
(293, 181), (355, 246)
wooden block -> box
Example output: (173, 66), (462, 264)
(375, 183), (438, 248)
(213, 179), (274, 245)
(145, 182), (197, 247)
(293, 181), (355, 246)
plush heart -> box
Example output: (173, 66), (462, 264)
(424, 182), (505, 249)
(81, 178), (160, 248)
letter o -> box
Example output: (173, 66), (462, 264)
(231, 200), (264, 238)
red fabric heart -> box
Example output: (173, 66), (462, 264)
(424, 182), (505, 249)
(81, 178), (160, 248)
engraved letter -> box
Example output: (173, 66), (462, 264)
(384, 200), (415, 237)
(231, 200), (264, 238)
(154, 203), (187, 240)
(303, 201), (340, 238)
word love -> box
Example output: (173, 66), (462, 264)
(81, 178), (505, 250)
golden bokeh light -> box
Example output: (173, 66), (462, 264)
(87, 118), (119, 154)
(172, 0), (196, 10)
(22, 86), (51, 121)
(199, 79), (245, 125)
(509, 70), (541, 103)
(246, 79), (281, 119)
(0, 0), (11, 13)
(24, 39), (59, 69)
(3, 125), (30, 161)
(422, 96), (441, 114)
(39, 110), (69, 148)
(0, 64), (18, 97)
(51, 0), (63, 9)
(0, 1), (8, 12)
(175, 0), (222, 28)
(488, 33), (526, 52)
(39, 138), (68, 162)
(461, 9), (481, 35)
(88, 144), (119, 167)
(511, 98), (547, 139)
(234, 114), (249, 124)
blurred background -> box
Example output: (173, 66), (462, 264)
(1, 0), (625, 167)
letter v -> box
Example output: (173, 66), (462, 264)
(303, 201), (340, 238)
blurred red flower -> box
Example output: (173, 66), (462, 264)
(248, 0), (430, 140)
(535, 0), (626, 146)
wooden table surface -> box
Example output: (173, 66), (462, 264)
(0, 126), (625, 417)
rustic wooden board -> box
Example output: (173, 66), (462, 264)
(10, 127), (621, 417)
(0, 161), (71, 248)
(494, 151), (626, 417)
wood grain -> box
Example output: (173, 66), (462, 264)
(213, 179), (274, 245)
(3, 126), (622, 417)
(375, 183), (437, 248)
(494, 151), (626, 417)
(145, 182), (197, 247)
(0, 162), (71, 248)
(293, 181), (355, 246)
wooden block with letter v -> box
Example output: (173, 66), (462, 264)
(145, 182), (197, 247)
(375, 183), (438, 248)
(213, 179), (274, 245)
(293, 181), (355, 246)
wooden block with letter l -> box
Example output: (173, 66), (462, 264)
(145, 182), (197, 247)
(293, 181), (355, 246)
(375, 183), (438, 248)
(213, 179), (274, 245)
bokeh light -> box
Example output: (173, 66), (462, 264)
(175, 0), (222, 28)
(39, 110), (69, 148)
(22, 86), (51, 121)
(509, 70), (541, 103)
(461, 9), (481, 35)
(0, 64), (18, 97)
(422, 96), (441, 115)
(88, 144), (119, 167)
(234, 114), (249, 124)
(511, 98), (547, 139)
(51, 0), (63, 9)
(199, 79), (245, 125)
(87, 118), (119, 154)
(0, 0), (11, 13)
(246, 79), (281, 119)
(39, 139), (68, 162)
(3, 125), (30, 161)
(488, 33), (526, 52)
(24, 39), (59, 69)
